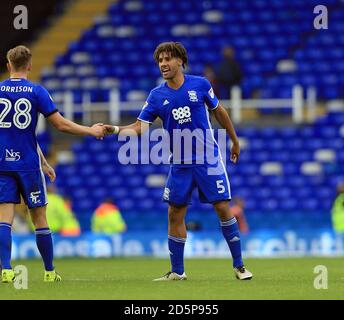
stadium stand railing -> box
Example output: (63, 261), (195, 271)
(50, 84), (317, 125)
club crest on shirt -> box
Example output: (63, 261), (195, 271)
(188, 90), (198, 102)
(208, 88), (215, 99)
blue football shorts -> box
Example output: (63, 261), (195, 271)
(0, 170), (48, 209)
(163, 163), (231, 205)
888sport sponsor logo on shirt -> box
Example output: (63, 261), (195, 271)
(171, 106), (192, 124)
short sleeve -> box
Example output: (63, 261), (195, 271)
(137, 91), (158, 124)
(36, 85), (58, 117)
(203, 78), (219, 110)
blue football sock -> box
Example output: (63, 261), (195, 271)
(168, 235), (186, 275)
(35, 228), (54, 271)
(0, 222), (12, 269)
(220, 217), (244, 268)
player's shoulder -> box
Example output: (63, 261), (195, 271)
(0, 78), (8, 86)
(185, 75), (210, 91)
(185, 74), (209, 85)
(29, 82), (53, 99)
(27, 81), (46, 92)
(186, 74), (206, 81)
(149, 82), (167, 98)
(184, 75), (211, 94)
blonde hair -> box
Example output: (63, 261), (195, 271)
(6, 45), (32, 71)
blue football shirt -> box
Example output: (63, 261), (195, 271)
(0, 78), (57, 171)
(138, 75), (221, 165)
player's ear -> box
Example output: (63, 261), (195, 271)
(27, 62), (32, 72)
(6, 62), (11, 73)
(177, 58), (183, 66)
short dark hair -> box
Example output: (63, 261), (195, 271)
(153, 42), (188, 69)
(6, 45), (32, 71)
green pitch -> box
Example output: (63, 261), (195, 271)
(1, 258), (343, 300)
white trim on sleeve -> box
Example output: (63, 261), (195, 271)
(137, 117), (153, 124)
(210, 101), (220, 111)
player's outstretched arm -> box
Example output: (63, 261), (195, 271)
(212, 104), (240, 163)
(37, 144), (56, 182)
(47, 112), (105, 139)
(103, 120), (149, 136)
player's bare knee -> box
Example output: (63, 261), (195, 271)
(213, 200), (229, 211)
(168, 213), (182, 225)
(168, 210), (181, 223)
(29, 205), (49, 228)
(213, 200), (232, 219)
(30, 216), (48, 229)
(168, 204), (186, 225)
(0, 203), (15, 223)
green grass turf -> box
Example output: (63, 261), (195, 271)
(0, 257), (343, 300)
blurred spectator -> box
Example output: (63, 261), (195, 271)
(91, 198), (127, 234)
(331, 183), (344, 233)
(203, 64), (220, 98)
(215, 46), (243, 99)
(46, 185), (81, 236)
(230, 197), (249, 234)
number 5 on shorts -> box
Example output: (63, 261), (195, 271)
(216, 180), (225, 194)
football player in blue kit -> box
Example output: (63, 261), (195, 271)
(105, 42), (252, 281)
(0, 46), (105, 283)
